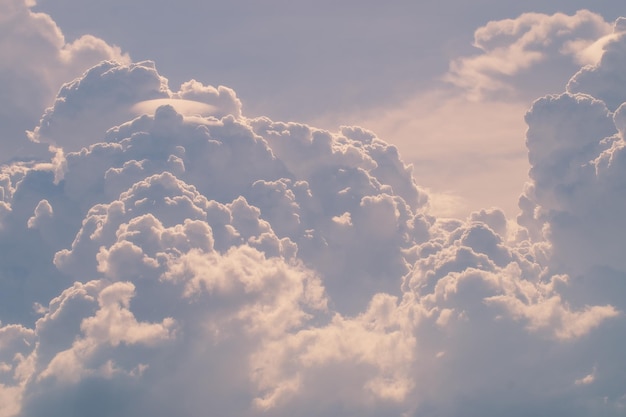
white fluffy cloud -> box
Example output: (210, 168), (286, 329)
(349, 11), (620, 218)
(0, 0), (129, 161)
(1, 5), (626, 417)
(28, 60), (243, 153)
(520, 26), (626, 275)
(567, 18), (626, 110)
(445, 10), (613, 100)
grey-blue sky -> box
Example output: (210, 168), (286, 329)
(33, 0), (624, 122)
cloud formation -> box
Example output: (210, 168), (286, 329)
(350, 11), (622, 218)
(567, 17), (626, 110)
(1, 5), (626, 417)
(521, 21), (626, 276)
(0, 0), (129, 160)
(445, 10), (613, 100)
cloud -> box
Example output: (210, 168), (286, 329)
(337, 11), (621, 220)
(131, 99), (216, 117)
(520, 28), (626, 275)
(567, 18), (626, 110)
(343, 90), (530, 217)
(0, 0), (129, 161)
(445, 10), (612, 100)
(1, 8), (626, 417)
(28, 61), (242, 153)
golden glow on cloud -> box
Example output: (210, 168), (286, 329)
(131, 98), (217, 117)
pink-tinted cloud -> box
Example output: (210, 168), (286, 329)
(1, 5), (626, 417)
(445, 10), (612, 100)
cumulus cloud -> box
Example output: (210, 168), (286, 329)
(520, 27), (626, 276)
(347, 90), (530, 217)
(567, 17), (626, 110)
(0, 0), (129, 161)
(445, 10), (612, 100)
(28, 60), (242, 153)
(1, 8), (626, 417)
(350, 10), (617, 218)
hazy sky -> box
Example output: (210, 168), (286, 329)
(2, 1), (626, 416)
(30, 0), (626, 216)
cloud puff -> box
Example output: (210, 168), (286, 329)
(520, 28), (626, 276)
(508, 29), (626, 414)
(2, 11), (626, 417)
(29, 61), (242, 153)
(445, 10), (612, 100)
(0, 0), (129, 161)
(567, 18), (626, 110)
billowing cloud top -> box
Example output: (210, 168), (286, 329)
(0, 0), (129, 161)
(2, 4), (626, 417)
(445, 10), (614, 99)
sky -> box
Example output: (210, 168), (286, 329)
(31, 0), (626, 216)
(1, 0), (626, 416)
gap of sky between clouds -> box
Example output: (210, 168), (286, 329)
(31, 0), (625, 218)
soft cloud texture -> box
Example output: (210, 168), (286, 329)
(1, 4), (626, 417)
(567, 17), (626, 110)
(445, 10), (613, 100)
(347, 91), (530, 217)
(520, 23), (626, 277)
(0, 58), (621, 416)
(345, 10), (622, 218)
(0, 0), (129, 160)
